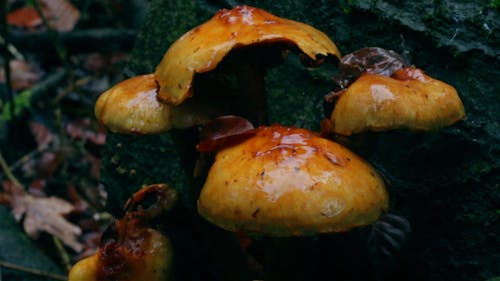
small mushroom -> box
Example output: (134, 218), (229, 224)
(68, 228), (172, 281)
(197, 125), (388, 236)
(329, 67), (465, 135)
(94, 74), (171, 134)
(326, 48), (465, 136)
(95, 74), (223, 134)
(68, 184), (176, 281)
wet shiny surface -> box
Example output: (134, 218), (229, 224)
(330, 67), (465, 135)
(198, 125), (388, 236)
(68, 184), (174, 281)
(333, 47), (409, 89)
(94, 74), (172, 134)
(155, 5), (341, 105)
(197, 115), (256, 152)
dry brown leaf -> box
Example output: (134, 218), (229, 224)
(29, 121), (54, 150)
(66, 118), (106, 146)
(39, 0), (81, 32)
(0, 60), (42, 90)
(38, 151), (65, 178)
(10, 192), (83, 252)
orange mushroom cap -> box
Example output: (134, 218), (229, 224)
(155, 5), (341, 105)
(94, 74), (224, 134)
(68, 228), (172, 281)
(94, 74), (172, 134)
(329, 67), (465, 136)
(198, 125), (388, 236)
(68, 184), (176, 281)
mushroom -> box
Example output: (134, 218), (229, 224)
(94, 74), (222, 134)
(154, 5), (340, 124)
(94, 74), (171, 134)
(95, 5), (340, 133)
(326, 48), (465, 136)
(197, 124), (388, 236)
(68, 184), (177, 281)
(155, 5), (340, 105)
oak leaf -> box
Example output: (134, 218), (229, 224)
(10, 191), (83, 252)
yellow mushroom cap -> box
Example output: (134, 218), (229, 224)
(68, 184), (176, 281)
(94, 74), (172, 134)
(198, 125), (388, 236)
(329, 67), (466, 136)
(68, 254), (99, 281)
(155, 5), (341, 105)
(68, 229), (173, 281)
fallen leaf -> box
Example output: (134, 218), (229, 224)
(29, 121), (54, 150)
(197, 115), (255, 152)
(6, 185), (83, 252)
(67, 184), (88, 213)
(66, 118), (106, 146)
(8, 0), (80, 32)
(37, 151), (64, 178)
(7, 6), (43, 29)
(28, 179), (47, 197)
(83, 52), (130, 73)
(39, 0), (81, 32)
(0, 60), (42, 90)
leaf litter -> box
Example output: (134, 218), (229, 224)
(1, 182), (83, 252)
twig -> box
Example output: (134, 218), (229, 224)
(0, 69), (67, 120)
(0, 260), (67, 281)
(0, 35), (24, 60)
(8, 148), (45, 172)
(51, 76), (93, 106)
(0, 151), (23, 188)
(30, 69), (68, 104)
(52, 237), (72, 271)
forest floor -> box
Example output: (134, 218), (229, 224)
(0, 0), (145, 278)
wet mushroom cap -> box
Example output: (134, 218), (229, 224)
(68, 228), (173, 281)
(330, 67), (465, 136)
(198, 125), (388, 236)
(94, 74), (172, 134)
(68, 184), (176, 281)
(68, 254), (99, 281)
(155, 5), (341, 105)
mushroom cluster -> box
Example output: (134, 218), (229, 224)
(95, 5), (340, 133)
(71, 5), (465, 280)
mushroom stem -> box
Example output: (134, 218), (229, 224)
(235, 60), (267, 125)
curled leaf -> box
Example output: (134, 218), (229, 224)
(6, 186), (83, 252)
(197, 115), (255, 152)
(332, 47), (409, 89)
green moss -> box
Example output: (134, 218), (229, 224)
(490, 0), (500, 8)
